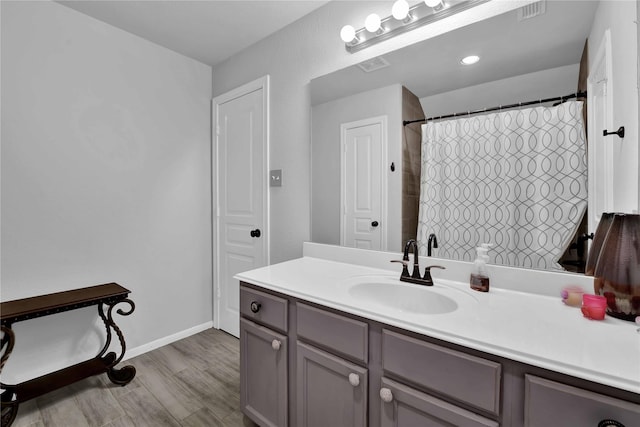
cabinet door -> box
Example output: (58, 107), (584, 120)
(524, 375), (640, 427)
(240, 318), (287, 427)
(380, 377), (499, 427)
(296, 341), (367, 427)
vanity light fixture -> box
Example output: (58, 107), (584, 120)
(461, 55), (480, 65)
(341, 0), (491, 53)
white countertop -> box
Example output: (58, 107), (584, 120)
(236, 245), (640, 394)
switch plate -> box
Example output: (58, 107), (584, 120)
(270, 169), (282, 187)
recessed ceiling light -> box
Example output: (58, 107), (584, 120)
(461, 55), (480, 65)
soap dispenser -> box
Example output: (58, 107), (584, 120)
(470, 243), (492, 292)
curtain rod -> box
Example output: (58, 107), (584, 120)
(403, 91), (587, 126)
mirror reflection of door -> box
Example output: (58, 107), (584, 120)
(588, 29), (614, 239)
(340, 116), (387, 250)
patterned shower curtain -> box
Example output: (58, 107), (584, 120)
(416, 100), (587, 270)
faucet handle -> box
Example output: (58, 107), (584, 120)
(422, 265), (446, 286)
(390, 259), (410, 277)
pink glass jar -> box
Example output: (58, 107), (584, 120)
(581, 294), (607, 320)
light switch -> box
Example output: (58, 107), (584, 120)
(270, 169), (282, 187)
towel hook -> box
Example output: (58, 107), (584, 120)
(603, 126), (625, 139)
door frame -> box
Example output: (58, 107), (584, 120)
(587, 29), (614, 233)
(212, 75), (270, 330)
(340, 115), (388, 250)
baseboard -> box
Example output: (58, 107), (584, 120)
(123, 321), (215, 361)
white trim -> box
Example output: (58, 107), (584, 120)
(339, 115), (388, 250)
(123, 321), (214, 361)
(587, 29), (614, 230)
(211, 76), (270, 330)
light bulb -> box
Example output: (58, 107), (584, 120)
(460, 55), (480, 65)
(392, 0), (410, 20)
(340, 25), (356, 43)
(365, 13), (381, 33)
(424, 0), (444, 10)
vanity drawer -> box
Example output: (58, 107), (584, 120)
(297, 302), (368, 363)
(240, 284), (288, 333)
(524, 375), (640, 427)
(382, 329), (501, 415)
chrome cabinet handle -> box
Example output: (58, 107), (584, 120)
(271, 339), (281, 351)
(380, 387), (393, 403)
(348, 373), (360, 387)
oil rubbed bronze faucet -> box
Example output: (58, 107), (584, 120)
(427, 233), (438, 257)
(391, 239), (445, 286)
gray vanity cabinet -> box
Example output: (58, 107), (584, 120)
(296, 341), (368, 427)
(240, 286), (289, 427)
(380, 377), (499, 427)
(239, 283), (640, 427)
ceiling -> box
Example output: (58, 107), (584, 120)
(57, 0), (329, 67)
(311, 0), (598, 104)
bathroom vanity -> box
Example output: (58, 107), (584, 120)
(236, 243), (640, 427)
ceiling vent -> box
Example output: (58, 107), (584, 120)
(517, 0), (546, 21)
(357, 56), (390, 73)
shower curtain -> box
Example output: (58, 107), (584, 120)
(416, 100), (587, 270)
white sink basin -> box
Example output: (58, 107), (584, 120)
(347, 277), (459, 315)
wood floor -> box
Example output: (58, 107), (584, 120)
(11, 328), (257, 427)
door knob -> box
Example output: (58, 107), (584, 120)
(250, 229), (261, 238)
(271, 339), (281, 351)
(371, 221), (379, 227)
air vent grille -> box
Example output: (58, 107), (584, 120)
(357, 56), (390, 73)
(517, 0), (546, 21)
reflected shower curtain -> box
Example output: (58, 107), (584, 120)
(416, 100), (587, 270)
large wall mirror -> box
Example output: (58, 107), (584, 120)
(310, 0), (639, 274)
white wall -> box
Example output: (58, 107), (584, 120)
(212, 1), (528, 263)
(589, 0), (639, 213)
(311, 84), (403, 251)
(1, 1), (212, 382)
(420, 64), (580, 117)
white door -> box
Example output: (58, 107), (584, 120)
(213, 76), (269, 338)
(588, 30), (614, 235)
(340, 116), (387, 250)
